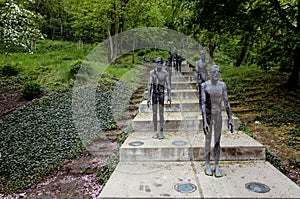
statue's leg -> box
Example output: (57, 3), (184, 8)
(158, 93), (165, 139)
(179, 61), (181, 73)
(168, 67), (172, 87)
(214, 113), (222, 177)
(205, 114), (213, 176)
(152, 95), (158, 139)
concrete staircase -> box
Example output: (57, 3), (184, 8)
(99, 64), (300, 198)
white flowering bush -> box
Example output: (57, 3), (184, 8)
(0, 0), (44, 53)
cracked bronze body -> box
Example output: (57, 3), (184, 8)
(147, 57), (171, 139)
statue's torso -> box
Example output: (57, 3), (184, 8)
(152, 69), (168, 86)
(196, 60), (209, 81)
(150, 69), (168, 94)
(204, 80), (224, 113)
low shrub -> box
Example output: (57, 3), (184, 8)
(266, 149), (286, 173)
(69, 60), (83, 80)
(0, 64), (19, 76)
(21, 81), (41, 100)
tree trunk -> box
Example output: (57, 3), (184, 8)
(118, 0), (127, 34)
(286, 45), (300, 89)
(60, 18), (63, 38)
(235, 43), (248, 67)
(118, 0), (128, 54)
(208, 43), (217, 65)
(286, 0), (300, 89)
(108, 1), (117, 63)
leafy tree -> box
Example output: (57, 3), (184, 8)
(268, 0), (300, 89)
(186, 0), (299, 88)
(32, 0), (74, 40)
(0, 0), (44, 53)
(124, 0), (166, 29)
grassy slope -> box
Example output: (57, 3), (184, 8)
(0, 40), (149, 192)
(0, 40), (94, 91)
(220, 64), (299, 186)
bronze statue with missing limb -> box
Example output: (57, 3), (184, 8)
(147, 57), (171, 139)
(201, 65), (234, 177)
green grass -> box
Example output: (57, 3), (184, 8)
(0, 40), (94, 92)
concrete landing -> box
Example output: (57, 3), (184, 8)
(132, 111), (240, 131)
(120, 131), (265, 162)
(99, 161), (300, 198)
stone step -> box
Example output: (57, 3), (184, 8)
(180, 71), (195, 76)
(132, 111), (240, 132)
(171, 81), (196, 89)
(171, 75), (196, 82)
(139, 99), (199, 113)
(144, 89), (198, 99)
(120, 131), (265, 162)
(230, 100), (240, 106)
(99, 161), (300, 199)
(246, 90), (267, 98)
(231, 107), (255, 114)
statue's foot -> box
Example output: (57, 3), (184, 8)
(152, 132), (158, 139)
(214, 167), (222, 178)
(159, 131), (164, 139)
(205, 165), (213, 176)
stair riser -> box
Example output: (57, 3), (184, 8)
(132, 119), (240, 132)
(144, 91), (198, 99)
(139, 103), (199, 113)
(171, 83), (196, 89)
(171, 76), (195, 82)
(120, 147), (265, 162)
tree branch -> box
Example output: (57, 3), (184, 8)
(270, 0), (297, 32)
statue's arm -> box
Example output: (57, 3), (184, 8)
(166, 71), (171, 103)
(147, 71), (153, 106)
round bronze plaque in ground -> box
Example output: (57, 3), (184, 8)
(128, 141), (144, 147)
(172, 141), (188, 146)
(174, 182), (197, 193)
(245, 182), (270, 193)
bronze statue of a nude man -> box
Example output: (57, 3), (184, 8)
(201, 65), (234, 177)
(147, 57), (171, 139)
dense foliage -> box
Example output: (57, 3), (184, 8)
(0, 0), (44, 53)
(0, 90), (82, 190)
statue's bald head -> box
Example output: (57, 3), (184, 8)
(210, 65), (221, 82)
(210, 65), (220, 73)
